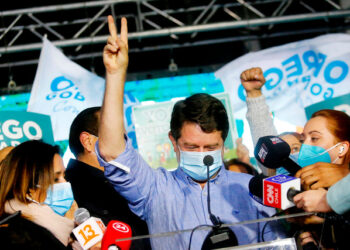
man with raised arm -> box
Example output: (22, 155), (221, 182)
(97, 15), (284, 249)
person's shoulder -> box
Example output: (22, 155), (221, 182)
(0, 213), (67, 250)
(65, 158), (80, 173)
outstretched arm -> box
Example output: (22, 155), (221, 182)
(99, 15), (129, 162)
(241, 67), (277, 176)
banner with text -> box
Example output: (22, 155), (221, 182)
(27, 37), (105, 141)
(0, 111), (54, 149)
(215, 34), (350, 126)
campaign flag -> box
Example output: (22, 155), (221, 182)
(215, 34), (350, 126)
(28, 37), (105, 141)
(305, 93), (350, 119)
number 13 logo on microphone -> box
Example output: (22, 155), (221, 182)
(73, 217), (106, 249)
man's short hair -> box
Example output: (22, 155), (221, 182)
(170, 93), (229, 141)
(69, 107), (101, 157)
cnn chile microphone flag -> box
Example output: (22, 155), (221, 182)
(27, 37), (105, 141)
(263, 174), (300, 210)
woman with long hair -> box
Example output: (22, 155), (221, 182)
(0, 140), (76, 249)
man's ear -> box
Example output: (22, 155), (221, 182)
(79, 132), (94, 153)
(168, 131), (177, 152)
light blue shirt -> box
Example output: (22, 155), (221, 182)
(327, 173), (350, 215)
(96, 137), (285, 249)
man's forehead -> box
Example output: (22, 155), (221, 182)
(178, 122), (223, 145)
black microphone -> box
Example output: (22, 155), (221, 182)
(254, 136), (301, 176)
(203, 155), (214, 167)
(203, 155), (219, 226)
(248, 174), (267, 205)
(201, 155), (238, 249)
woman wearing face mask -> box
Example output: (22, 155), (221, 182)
(0, 140), (76, 250)
(290, 109), (350, 249)
(295, 109), (350, 190)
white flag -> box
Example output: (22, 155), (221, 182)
(28, 37), (105, 141)
(215, 34), (350, 126)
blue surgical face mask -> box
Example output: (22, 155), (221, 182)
(179, 149), (223, 181)
(44, 182), (74, 216)
(297, 143), (341, 168)
(289, 152), (299, 163)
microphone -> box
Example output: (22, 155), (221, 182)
(201, 155), (238, 249)
(74, 207), (90, 225)
(254, 136), (302, 176)
(249, 174), (301, 210)
(101, 220), (132, 250)
(203, 155), (214, 167)
(203, 155), (220, 226)
(72, 208), (106, 249)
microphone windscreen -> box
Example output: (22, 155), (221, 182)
(74, 207), (90, 225)
(248, 174), (266, 201)
(203, 155), (214, 167)
(254, 136), (291, 169)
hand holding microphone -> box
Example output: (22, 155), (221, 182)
(293, 188), (332, 213)
(295, 162), (349, 190)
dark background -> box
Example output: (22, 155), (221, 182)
(0, 0), (349, 94)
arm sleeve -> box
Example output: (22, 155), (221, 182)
(327, 173), (350, 215)
(246, 95), (278, 176)
(95, 136), (156, 220)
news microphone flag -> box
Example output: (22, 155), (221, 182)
(72, 216), (106, 250)
(263, 174), (300, 210)
(102, 220), (132, 250)
(27, 37), (105, 141)
(254, 135), (302, 176)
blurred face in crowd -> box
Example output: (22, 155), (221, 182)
(53, 154), (66, 184)
(228, 164), (249, 174)
(302, 116), (345, 163)
(280, 134), (301, 154)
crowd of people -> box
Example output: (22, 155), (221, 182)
(0, 15), (349, 250)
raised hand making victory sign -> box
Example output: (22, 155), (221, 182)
(103, 15), (128, 74)
(99, 15), (129, 160)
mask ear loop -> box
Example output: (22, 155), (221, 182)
(301, 142), (342, 160)
(332, 156), (339, 164)
(332, 143), (346, 164)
